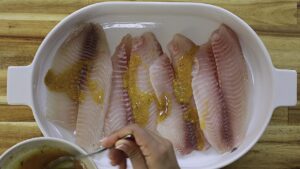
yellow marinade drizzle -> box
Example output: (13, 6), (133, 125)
(173, 45), (199, 104)
(87, 79), (104, 104)
(183, 106), (199, 124)
(123, 53), (155, 127)
(200, 99), (209, 130)
(157, 94), (172, 123)
(44, 60), (104, 104)
(184, 105), (206, 150)
(172, 45), (206, 149)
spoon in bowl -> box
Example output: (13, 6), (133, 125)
(45, 134), (133, 169)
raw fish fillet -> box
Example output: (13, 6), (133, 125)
(75, 24), (112, 152)
(150, 54), (193, 154)
(104, 34), (133, 136)
(167, 34), (196, 104)
(192, 43), (225, 152)
(126, 32), (163, 130)
(168, 34), (209, 151)
(192, 24), (248, 153)
(46, 91), (77, 131)
(45, 23), (101, 131)
(211, 24), (249, 152)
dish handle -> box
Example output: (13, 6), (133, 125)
(7, 65), (33, 107)
(272, 68), (297, 108)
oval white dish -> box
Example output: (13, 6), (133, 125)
(7, 2), (297, 169)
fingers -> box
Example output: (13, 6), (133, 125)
(115, 139), (148, 169)
(146, 129), (166, 145)
(101, 124), (156, 149)
(109, 149), (127, 167)
(102, 124), (180, 169)
(119, 162), (126, 169)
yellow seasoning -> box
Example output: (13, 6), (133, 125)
(184, 104), (206, 150)
(173, 45), (199, 104)
(183, 106), (199, 124)
(78, 90), (85, 103)
(44, 59), (104, 105)
(157, 94), (172, 123)
(123, 53), (155, 127)
(200, 100), (209, 130)
(45, 60), (88, 102)
(87, 80), (104, 104)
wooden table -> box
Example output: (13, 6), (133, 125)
(0, 0), (299, 168)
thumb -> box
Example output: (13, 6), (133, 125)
(115, 139), (148, 169)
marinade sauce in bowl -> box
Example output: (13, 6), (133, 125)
(0, 138), (97, 169)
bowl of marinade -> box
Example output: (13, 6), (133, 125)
(6, 2), (297, 169)
(0, 137), (97, 169)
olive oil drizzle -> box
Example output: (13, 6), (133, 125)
(184, 105), (206, 150)
(157, 94), (172, 123)
(173, 45), (199, 104)
(123, 53), (155, 127)
(172, 45), (206, 149)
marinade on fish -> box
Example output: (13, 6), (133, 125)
(181, 101), (209, 151)
(150, 54), (194, 154)
(124, 32), (163, 130)
(167, 34), (198, 104)
(44, 23), (248, 154)
(44, 23), (112, 152)
(104, 34), (133, 136)
(75, 24), (112, 152)
(45, 23), (100, 132)
(168, 34), (209, 151)
(192, 24), (248, 153)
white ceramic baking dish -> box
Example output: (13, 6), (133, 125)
(7, 2), (297, 169)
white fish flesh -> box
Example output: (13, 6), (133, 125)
(168, 34), (209, 151)
(75, 23), (112, 152)
(104, 34), (133, 136)
(126, 32), (163, 130)
(44, 23), (112, 152)
(45, 23), (104, 132)
(150, 54), (194, 154)
(192, 24), (248, 153)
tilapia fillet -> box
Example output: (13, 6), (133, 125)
(125, 32), (163, 130)
(192, 24), (248, 153)
(75, 24), (112, 152)
(150, 54), (193, 154)
(192, 43), (226, 152)
(44, 23), (112, 152)
(104, 34), (133, 136)
(167, 33), (197, 104)
(168, 34), (209, 151)
(45, 23), (100, 132)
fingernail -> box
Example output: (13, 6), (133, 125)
(100, 137), (108, 145)
(115, 139), (127, 147)
(115, 143), (125, 150)
(100, 137), (107, 142)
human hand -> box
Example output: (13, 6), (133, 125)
(101, 124), (180, 169)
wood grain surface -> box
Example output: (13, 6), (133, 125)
(0, 0), (299, 168)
